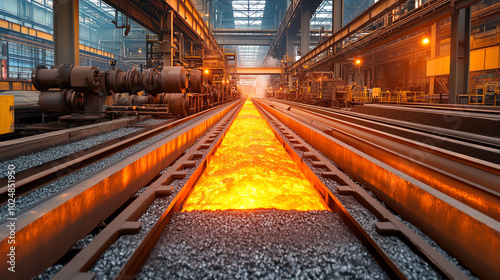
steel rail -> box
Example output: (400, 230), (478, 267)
(253, 99), (468, 279)
(51, 100), (245, 280)
(261, 99), (500, 222)
(268, 99), (500, 161)
(0, 100), (242, 280)
(393, 103), (500, 115)
(0, 118), (175, 205)
(253, 98), (500, 279)
(61, 97), (426, 280)
(0, 106), (220, 206)
(0, 117), (139, 161)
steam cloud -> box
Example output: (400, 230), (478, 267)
(253, 57), (280, 98)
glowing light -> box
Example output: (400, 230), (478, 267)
(183, 101), (329, 212)
(204, 69), (209, 74)
(422, 38), (430, 44)
(355, 59), (361, 65)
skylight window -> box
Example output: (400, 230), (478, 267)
(230, 0), (268, 67)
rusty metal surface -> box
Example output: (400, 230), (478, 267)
(352, 104), (500, 136)
(253, 98), (500, 280)
(33, 65), (192, 114)
(0, 117), (140, 161)
(256, 100), (470, 279)
(264, 99), (500, 223)
(50, 99), (244, 280)
(0, 100), (241, 280)
(253, 100), (468, 279)
(0, 116), (209, 206)
(272, 99), (500, 162)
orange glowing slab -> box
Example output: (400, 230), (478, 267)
(182, 100), (329, 212)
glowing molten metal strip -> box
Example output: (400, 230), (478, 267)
(182, 101), (329, 212)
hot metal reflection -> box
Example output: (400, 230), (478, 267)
(183, 101), (329, 212)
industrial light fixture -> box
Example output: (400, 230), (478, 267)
(422, 37), (430, 44)
(204, 69), (209, 74)
(355, 59), (361, 65)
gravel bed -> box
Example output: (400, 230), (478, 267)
(0, 127), (142, 176)
(32, 264), (64, 280)
(265, 112), (477, 279)
(0, 114), (206, 222)
(138, 209), (386, 280)
(88, 164), (200, 280)
(135, 118), (170, 126)
(88, 112), (233, 279)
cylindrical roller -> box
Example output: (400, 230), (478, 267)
(106, 69), (127, 93)
(70, 66), (100, 94)
(117, 96), (134, 106)
(38, 89), (83, 114)
(125, 68), (141, 94)
(142, 68), (160, 94)
(160, 66), (188, 93)
(31, 65), (73, 91)
(190, 69), (203, 93)
(164, 93), (189, 116)
(134, 95), (151, 106)
(116, 95), (152, 106)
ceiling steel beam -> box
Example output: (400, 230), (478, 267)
(264, 0), (323, 61)
(288, 0), (481, 73)
(103, 0), (162, 33)
(236, 67), (282, 75)
(214, 29), (277, 34)
(165, 0), (220, 53)
(216, 36), (273, 46)
(104, 0), (221, 54)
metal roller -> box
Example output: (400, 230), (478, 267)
(134, 95), (151, 106)
(31, 65), (73, 91)
(163, 93), (189, 116)
(32, 65), (100, 94)
(70, 66), (100, 94)
(160, 66), (188, 93)
(106, 69), (127, 93)
(142, 68), (160, 95)
(125, 68), (141, 94)
(38, 89), (83, 114)
(117, 96), (133, 107)
(190, 69), (203, 93)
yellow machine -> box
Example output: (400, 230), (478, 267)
(469, 82), (500, 106)
(0, 95), (14, 134)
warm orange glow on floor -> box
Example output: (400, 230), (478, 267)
(182, 100), (329, 212)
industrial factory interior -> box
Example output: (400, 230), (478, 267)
(0, 0), (499, 279)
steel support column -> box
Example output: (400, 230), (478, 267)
(333, 0), (343, 78)
(160, 10), (174, 67)
(286, 28), (294, 90)
(448, 7), (470, 104)
(429, 23), (439, 96)
(286, 28), (294, 60)
(53, 0), (79, 65)
(300, 2), (310, 57)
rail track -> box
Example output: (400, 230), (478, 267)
(254, 98), (500, 279)
(0, 101), (242, 279)
(27, 99), (479, 279)
(271, 100), (500, 161)
(1, 98), (498, 279)
(0, 106), (221, 207)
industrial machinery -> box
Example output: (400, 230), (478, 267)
(32, 63), (239, 119)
